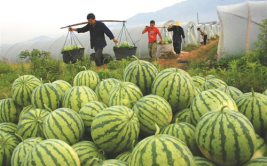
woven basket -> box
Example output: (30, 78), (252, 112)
(62, 48), (84, 63)
(113, 47), (137, 60)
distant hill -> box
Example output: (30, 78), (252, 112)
(26, 35), (51, 42)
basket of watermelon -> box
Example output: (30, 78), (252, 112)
(61, 45), (84, 63)
(113, 41), (137, 60)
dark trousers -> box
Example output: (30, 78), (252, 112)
(173, 42), (182, 54)
(94, 48), (103, 66)
(204, 35), (207, 45)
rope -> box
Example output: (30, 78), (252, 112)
(116, 22), (135, 46)
(138, 33), (143, 58)
(61, 29), (84, 49)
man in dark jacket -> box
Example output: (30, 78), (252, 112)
(167, 20), (186, 55)
(69, 13), (118, 70)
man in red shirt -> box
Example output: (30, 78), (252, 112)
(142, 20), (163, 60)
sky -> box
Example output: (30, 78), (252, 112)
(0, 0), (186, 45)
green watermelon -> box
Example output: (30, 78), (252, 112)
(22, 139), (80, 166)
(79, 101), (107, 132)
(31, 83), (63, 110)
(11, 137), (43, 166)
(201, 78), (227, 90)
(132, 94), (172, 135)
(251, 134), (267, 159)
(0, 122), (17, 134)
(52, 80), (72, 94)
(43, 108), (84, 145)
(62, 86), (98, 112)
(0, 98), (22, 123)
(235, 89), (267, 137)
(192, 76), (205, 88)
(172, 108), (192, 124)
(18, 105), (33, 120)
(108, 82), (143, 108)
(89, 158), (128, 166)
(91, 105), (140, 153)
(16, 108), (50, 139)
(195, 106), (257, 166)
(73, 69), (100, 91)
(151, 68), (195, 113)
(194, 86), (202, 97)
(243, 157), (267, 166)
(217, 85), (243, 100)
(11, 75), (42, 107)
(129, 124), (196, 165)
(72, 141), (106, 166)
(194, 156), (216, 166)
(95, 78), (120, 105)
(123, 58), (158, 95)
(190, 89), (238, 125)
(115, 140), (135, 163)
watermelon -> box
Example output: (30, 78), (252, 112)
(217, 85), (243, 100)
(263, 89), (267, 96)
(0, 132), (20, 166)
(31, 83), (63, 110)
(243, 157), (267, 166)
(132, 94), (172, 135)
(95, 78), (120, 105)
(129, 124), (196, 166)
(11, 75), (42, 107)
(194, 86), (202, 97)
(201, 78), (227, 91)
(0, 122), (17, 134)
(195, 106), (257, 166)
(251, 134), (267, 159)
(151, 68), (195, 113)
(194, 156), (216, 166)
(91, 105), (140, 153)
(192, 76), (205, 88)
(11, 137), (43, 166)
(115, 150), (132, 163)
(18, 105), (33, 120)
(16, 108), (50, 139)
(73, 69), (100, 91)
(190, 89), (238, 125)
(108, 82), (143, 108)
(52, 80), (72, 94)
(43, 108), (84, 145)
(89, 158), (128, 166)
(72, 141), (106, 166)
(22, 139), (80, 166)
(79, 101), (107, 132)
(123, 58), (158, 95)
(62, 86), (98, 112)
(235, 89), (267, 137)
(172, 108), (192, 124)
(205, 75), (216, 80)
(0, 98), (22, 123)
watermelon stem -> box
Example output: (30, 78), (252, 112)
(2, 93), (8, 98)
(220, 106), (228, 114)
(251, 87), (255, 97)
(131, 140), (135, 151)
(44, 104), (53, 112)
(98, 149), (105, 155)
(82, 66), (87, 70)
(175, 118), (179, 124)
(154, 123), (160, 137)
(14, 132), (24, 143)
(89, 158), (99, 165)
(132, 55), (140, 63)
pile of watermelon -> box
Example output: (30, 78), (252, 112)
(1, 57), (267, 166)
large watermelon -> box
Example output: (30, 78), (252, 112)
(18, 105), (33, 120)
(95, 78), (120, 105)
(123, 58), (158, 95)
(11, 75), (42, 107)
(217, 85), (243, 100)
(201, 78), (227, 91)
(115, 140), (135, 163)
(31, 83), (63, 110)
(192, 76), (205, 88)
(52, 80), (72, 94)
(0, 98), (22, 123)
(190, 89), (238, 125)
(132, 94), (172, 135)
(22, 139), (80, 166)
(43, 108), (84, 145)
(0, 122), (17, 134)
(172, 108), (191, 124)
(243, 157), (267, 166)
(89, 159), (128, 166)
(235, 89), (267, 137)
(251, 134), (267, 159)
(73, 69), (100, 90)
(91, 105), (140, 153)
(194, 156), (216, 166)
(151, 68), (195, 113)
(108, 82), (143, 108)
(62, 86), (97, 112)
(195, 106), (257, 166)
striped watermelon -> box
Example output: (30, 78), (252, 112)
(123, 58), (158, 95)
(190, 89), (238, 125)
(0, 98), (22, 123)
(151, 68), (195, 112)
(217, 85), (243, 100)
(22, 139), (80, 166)
(43, 108), (84, 145)
(91, 105), (140, 153)
(160, 118), (201, 156)
(235, 89), (267, 137)
(95, 78), (120, 105)
(31, 83), (63, 110)
(0, 122), (17, 134)
(73, 69), (100, 91)
(263, 89), (267, 96)
(201, 78), (227, 91)
(194, 156), (217, 166)
(115, 150), (132, 163)
(205, 75), (216, 80)
(132, 94), (172, 135)
(192, 76), (205, 88)
(11, 137), (43, 166)
(243, 157), (267, 166)
(195, 107), (257, 166)
(252, 134), (267, 159)
(79, 101), (107, 132)
(194, 86), (202, 97)
(62, 86), (98, 112)
(11, 75), (42, 107)
(72, 141), (106, 166)
(18, 105), (33, 120)
(90, 159), (128, 166)
(0, 132), (20, 166)
(108, 82), (143, 108)
(129, 124), (196, 166)
(172, 108), (192, 124)
(52, 80), (72, 94)
(16, 108), (50, 139)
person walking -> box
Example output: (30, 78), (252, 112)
(142, 20), (163, 61)
(197, 27), (208, 45)
(167, 20), (185, 55)
(69, 13), (118, 70)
